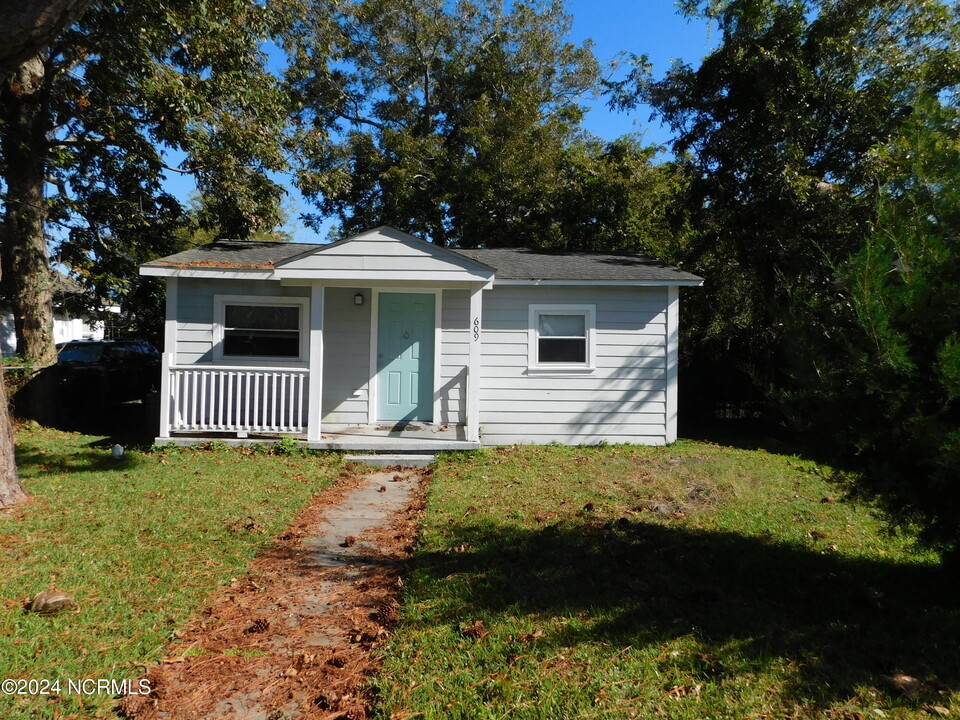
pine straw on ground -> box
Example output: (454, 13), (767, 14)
(118, 468), (429, 720)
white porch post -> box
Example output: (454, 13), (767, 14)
(467, 282), (483, 443)
(307, 282), (325, 443)
(665, 285), (680, 444)
(158, 277), (178, 439)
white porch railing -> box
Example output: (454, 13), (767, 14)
(168, 365), (309, 434)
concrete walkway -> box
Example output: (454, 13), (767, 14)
(128, 468), (424, 720)
(303, 470), (419, 571)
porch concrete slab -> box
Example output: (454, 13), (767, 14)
(313, 424), (478, 452)
(310, 438), (477, 451)
(158, 423), (481, 452)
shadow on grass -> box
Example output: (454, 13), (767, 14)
(414, 519), (958, 708)
(14, 437), (146, 475)
(14, 366), (159, 448)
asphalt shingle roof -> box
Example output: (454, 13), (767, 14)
(449, 247), (702, 283)
(144, 240), (702, 284)
(142, 241), (325, 269)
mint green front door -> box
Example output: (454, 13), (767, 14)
(376, 293), (435, 422)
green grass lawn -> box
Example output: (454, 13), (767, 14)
(2, 430), (956, 719)
(374, 442), (958, 720)
(0, 426), (347, 719)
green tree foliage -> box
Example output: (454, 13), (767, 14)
(610, 0), (960, 385)
(288, 0), (685, 252)
(540, 137), (691, 255)
(785, 96), (960, 555)
(0, 0), (295, 362)
(612, 0), (960, 555)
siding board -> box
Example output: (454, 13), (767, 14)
(322, 287), (371, 424)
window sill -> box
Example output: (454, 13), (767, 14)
(526, 366), (596, 377)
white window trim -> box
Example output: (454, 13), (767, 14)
(213, 294), (310, 366)
(527, 304), (596, 375)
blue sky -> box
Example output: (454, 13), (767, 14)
(565, 0), (716, 145)
(170, 1), (717, 242)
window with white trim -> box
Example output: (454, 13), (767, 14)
(528, 304), (595, 372)
(214, 296), (308, 363)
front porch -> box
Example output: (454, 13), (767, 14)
(312, 423), (478, 451)
(157, 362), (484, 451)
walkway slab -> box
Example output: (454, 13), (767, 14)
(344, 453), (437, 468)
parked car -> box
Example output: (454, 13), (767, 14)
(57, 339), (161, 405)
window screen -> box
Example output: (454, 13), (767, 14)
(223, 304), (301, 358)
(538, 313), (587, 363)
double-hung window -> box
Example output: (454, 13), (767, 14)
(528, 304), (595, 372)
(214, 296), (308, 363)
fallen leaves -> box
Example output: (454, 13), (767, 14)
(461, 619), (488, 640)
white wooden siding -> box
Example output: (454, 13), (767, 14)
(439, 288), (469, 425)
(321, 287), (370, 424)
(175, 279), (309, 365)
(171, 278), (673, 445)
(479, 285), (669, 445)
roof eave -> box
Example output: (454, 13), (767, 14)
(493, 278), (704, 287)
(139, 266), (276, 279)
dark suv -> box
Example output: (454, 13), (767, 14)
(57, 340), (161, 405)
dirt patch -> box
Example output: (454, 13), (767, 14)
(119, 467), (429, 720)
(635, 481), (722, 518)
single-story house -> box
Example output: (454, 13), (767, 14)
(140, 226), (702, 450)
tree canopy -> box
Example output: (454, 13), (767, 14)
(287, 0), (684, 252)
(610, 0), (960, 374)
(785, 94), (960, 555)
(0, 0), (295, 363)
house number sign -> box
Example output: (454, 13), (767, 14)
(473, 317), (480, 341)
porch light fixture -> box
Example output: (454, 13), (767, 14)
(354, 292), (364, 305)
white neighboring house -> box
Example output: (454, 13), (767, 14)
(139, 226), (703, 450)
(1, 275), (120, 357)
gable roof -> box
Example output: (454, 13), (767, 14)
(271, 226), (495, 281)
(141, 228), (702, 286)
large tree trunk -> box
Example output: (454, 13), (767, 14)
(0, 374), (24, 508)
(1, 55), (56, 367)
(0, 1), (93, 78)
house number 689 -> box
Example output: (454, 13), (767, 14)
(473, 317), (480, 341)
